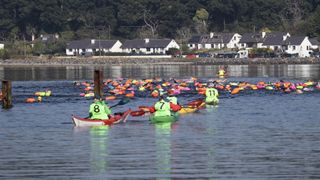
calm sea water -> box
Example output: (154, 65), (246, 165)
(1, 64), (320, 179)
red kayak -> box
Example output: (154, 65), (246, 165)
(72, 109), (131, 127)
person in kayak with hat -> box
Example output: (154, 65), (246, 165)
(149, 95), (180, 117)
(166, 90), (179, 105)
(89, 96), (112, 119)
(205, 82), (219, 105)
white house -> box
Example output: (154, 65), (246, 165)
(121, 38), (180, 54)
(188, 32), (242, 50)
(261, 32), (290, 51)
(285, 36), (313, 57)
(66, 39), (122, 56)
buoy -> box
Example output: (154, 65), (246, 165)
(45, 90), (51, 96)
(84, 87), (93, 91)
(106, 96), (116, 100)
(250, 85), (258, 90)
(265, 86), (274, 90)
(231, 88), (240, 95)
(34, 90), (51, 97)
(284, 88), (291, 93)
(84, 92), (94, 97)
(26, 98), (36, 103)
(35, 92), (46, 96)
(151, 90), (159, 98)
(125, 93), (135, 98)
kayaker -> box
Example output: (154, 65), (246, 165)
(205, 83), (219, 105)
(218, 66), (227, 77)
(89, 96), (112, 120)
(149, 95), (180, 116)
(167, 91), (182, 111)
(167, 90), (179, 105)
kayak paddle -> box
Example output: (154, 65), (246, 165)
(110, 97), (130, 108)
(130, 110), (146, 116)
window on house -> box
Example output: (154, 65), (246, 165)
(293, 46), (296, 50)
(146, 48), (150, 51)
(307, 46), (309, 50)
(69, 49), (72, 51)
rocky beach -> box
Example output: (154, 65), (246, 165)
(0, 56), (319, 66)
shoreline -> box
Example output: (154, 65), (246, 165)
(1, 56), (320, 66)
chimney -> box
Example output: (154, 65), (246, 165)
(210, 32), (214, 38)
(283, 33), (290, 41)
(55, 34), (59, 39)
(283, 35), (287, 41)
(261, 31), (266, 38)
(91, 39), (95, 44)
(145, 38), (150, 43)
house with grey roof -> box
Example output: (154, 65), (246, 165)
(239, 32), (266, 49)
(121, 38), (180, 54)
(310, 38), (320, 50)
(66, 39), (122, 56)
(188, 32), (241, 50)
(40, 34), (59, 43)
(284, 36), (312, 57)
(261, 32), (290, 51)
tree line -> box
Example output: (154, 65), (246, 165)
(0, 0), (320, 57)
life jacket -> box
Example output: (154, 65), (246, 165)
(154, 100), (171, 117)
(218, 69), (225, 76)
(167, 96), (178, 105)
(205, 88), (219, 103)
(89, 102), (110, 120)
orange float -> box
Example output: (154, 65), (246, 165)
(26, 98), (36, 103)
(231, 87), (240, 95)
(105, 96), (116, 100)
(151, 90), (159, 98)
(250, 85), (258, 90)
(125, 93), (135, 98)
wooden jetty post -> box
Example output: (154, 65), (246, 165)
(94, 70), (103, 98)
(2, 80), (13, 109)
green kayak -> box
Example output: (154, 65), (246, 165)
(149, 112), (179, 123)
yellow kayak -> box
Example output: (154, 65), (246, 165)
(178, 102), (205, 114)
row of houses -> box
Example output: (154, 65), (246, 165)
(188, 32), (320, 57)
(66, 31), (320, 57)
(66, 38), (180, 56)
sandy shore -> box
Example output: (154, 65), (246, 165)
(1, 56), (320, 66)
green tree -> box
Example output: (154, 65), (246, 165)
(193, 8), (209, 33)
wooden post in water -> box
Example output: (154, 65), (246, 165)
(94, 70), (103, 98)
(2, 81), (13, 109)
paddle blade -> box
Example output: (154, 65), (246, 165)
(118, 97), (130, 105)
(110, 97), (130, 108)
(130, 110), (145, 116)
